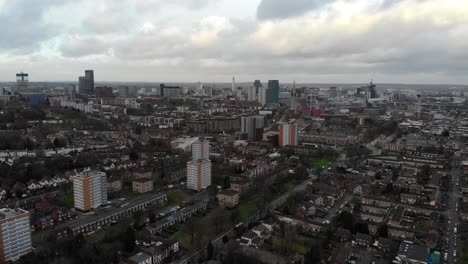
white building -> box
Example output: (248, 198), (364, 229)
(187, 160), (211, 192)
(279, 121), (298, 146)
(72, 171), (107, 211)
(247, 86), (256, 101)
(258, 86), (266, 106)
(0, 208), (32, 262)
(191, 140), (209, 161)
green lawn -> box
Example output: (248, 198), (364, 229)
(126, 191), (140, 200)
(171, 230), (192, 250)
(284, 183), (294, 190)
(63, 194), (74, 208)
(272, 235), (312, 255)
(311, 159), (332, 169)
(239, 203), (257, 219)
(167, 191), (183, 204)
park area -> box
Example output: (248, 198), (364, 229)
(311, 159), (333, 169)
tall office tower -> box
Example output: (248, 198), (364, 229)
(78, 76), (86, 94)
(254, 80), (262, 94)
(16, 72), (28, 91)
(118, 85), (129, 97)
(67, 84), (77, 99)
(186, 160), (211, 192)
(279, 121), (298, 146)
(241, 116), (265, 141)
(72, 171), (108, 211)
(192, 140), (210, 161)
(329, 86), (337, 98)
(0, 208), (32, 262)
(258, 86), (267, 106)
(197, 82), (204, 95)
(247, 86), (256, 101)
(204, 86), (213, 97)
(85, 70), (94, 92)
(78, 70), (95, 95)
(232, 77), (236, 93)
(416, 94), (422, 119)
(266, 80), (280, 104)
(367, 82), (377, 99)
(236, 87), (243, 101)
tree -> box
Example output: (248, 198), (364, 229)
(336, 211), (354, 231)
(206, 242), (214, 260)
(354, 222), (369, 235)
(442, 130), (450, 138)
(305, 242), (322, 264)
(121, 226), (136, 252)
(378, 224), (389, 238)
(223, 176), (231, 189)
(133, 211), (145, 230)
(148, 210), (157, 224)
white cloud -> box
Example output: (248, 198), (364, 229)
(191, 16), (233, 47)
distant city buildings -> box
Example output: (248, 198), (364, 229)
(279, 121), (298, 146)
(187, 140), (211, 192)
(0, 208), (32, 262)
(241, 116), (265, 141)
(95, 86), (114, 98)
(266, 80), (280, 104)
(118, 85), (129, 97)
(16, 72), (28, 91)
(72, 171), (108, 211)
(160, 84), (181, 97)
(258, 85), (266, 106)
(78, 70), (95, 95)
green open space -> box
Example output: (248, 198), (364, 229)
(171, 230), (192, 250)
(126, 191), (140, 200)
(272, 234), (312, 255)
(239, 203), (257, 219)
(167, 191), (183, 204)
(311, 159), (333, 169)
(63, 194), (74, 208)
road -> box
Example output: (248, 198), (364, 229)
(446, 164), (462, 264)
(172, 178), (314, 264)
(323, 194), (352, 222)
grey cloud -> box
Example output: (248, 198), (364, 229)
(60, 36), (109, 57)
(0, 0), (70, 53)
(256, 0), (328, 20)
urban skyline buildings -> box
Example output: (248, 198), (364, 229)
(241, 116), (265, 142)
(72, 171), (108, 211)
(78, 70), (94, 95)
(266, 80), (280, 104)
(0, 208), (32, 262)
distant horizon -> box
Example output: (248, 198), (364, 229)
(1, 80), (468, 88)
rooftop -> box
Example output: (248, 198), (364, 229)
(0, 208), (28, 220)
(74, 170), (106, 179)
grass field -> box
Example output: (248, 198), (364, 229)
(311, 159), (332, 169)
(171, 230), (192, 250)
(63, 194), (74, 208)
(239, 203), (257, 219)
(273, 235), (312, 255)
(126, 191), (140, 200)
(167, 191), (183, 204)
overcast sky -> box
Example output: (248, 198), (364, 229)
(0, 0), (467, 84)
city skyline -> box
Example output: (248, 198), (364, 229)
(0, 0), (468, 84)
